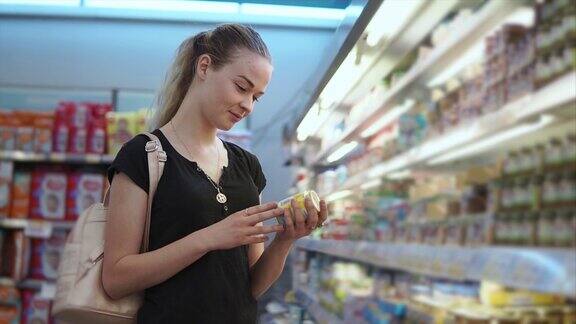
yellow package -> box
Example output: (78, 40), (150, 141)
(106, 111), (138, 156)
(480, 281), (565, 307)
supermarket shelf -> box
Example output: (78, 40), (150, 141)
(0, 150), (114, 164)
(331, 71), (576, 193)
(295, 289), (343, 324)
(311, 0), (530, 166)
(0, 218), (75, 230)
(296, 239), (576, 297)
(0, 277), (49, 290)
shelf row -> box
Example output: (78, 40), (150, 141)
(295, 289), (343, 324)
(0, 277), (55, 300)
(296, 239), (576, 298)
(0, 150), (115, 164)
(325, 71), (576, 197)
(310, 0), (528, 166)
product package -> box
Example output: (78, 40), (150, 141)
(13, 112), (35, 153)
(66, 172), (105, 220)
(30, 229), (67, 280)
(30, 170), (67, 220)
(1, 230), (31, 281)
(21, 290), (53, 324)
(106, 111), (138, 156)
(9, 171), (31, 219)
(0, 110), (16, 151)
(33, 113), (54, 154)
(0, 161), (14, 218)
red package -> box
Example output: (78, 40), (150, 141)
(30, 229), (66, 280)
(21, 290), (52, 324)
(1, 231), (31, 281)
(87, 118), (106, 155)
(9, 171), (31, 219)
(66, 172), (104, 220)
(52, 103), (70, 153)
(68, 127), (87, 154)
(30, 170), (67, 220)
(66, 102), (89, 129)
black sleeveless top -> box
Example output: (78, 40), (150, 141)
(107, 129), (266, 324)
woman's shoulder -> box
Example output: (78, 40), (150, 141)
(224, 140), (259, 164)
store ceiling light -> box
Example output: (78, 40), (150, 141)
(429, 115), (555, 165)
(84, 0), (240, 13)
(361, 99), (415, 138)
(296, 103), (320, 142)
(326, 190), (353, 202)
(0, 0), (79, 5)
(240, 3), (345, 20)
(365, 0), (423, 47)
(327, 141), (358, 163)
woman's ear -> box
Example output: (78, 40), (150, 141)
(196, 54), (212, 80)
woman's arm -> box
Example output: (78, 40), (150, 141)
(102, 173), (284, 300)
(248, 198), (328, 299)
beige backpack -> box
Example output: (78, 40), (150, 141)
(52, 133), (167, 323)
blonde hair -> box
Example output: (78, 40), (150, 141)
(152, 24), (271, 129)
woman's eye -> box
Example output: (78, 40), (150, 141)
(236, 84), (246, 92)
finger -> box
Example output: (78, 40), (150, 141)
(243, 202), (278, 217)
(304, 197), (319, 230)
(283, 206), (295, 236)
(291, 199), (306, 231)
(245, 234), (268, 245)
(246, 224), (284, 236)
(245, 207), (284, 225)
(319, 200), (328, 225)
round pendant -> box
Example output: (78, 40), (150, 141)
(216, 193), (227, 204)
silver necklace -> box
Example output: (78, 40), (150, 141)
(170, 121), (227, 204)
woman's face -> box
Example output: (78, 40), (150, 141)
(197, 48), (273, 131)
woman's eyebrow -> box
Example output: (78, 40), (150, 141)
(237, 75), (265, 95)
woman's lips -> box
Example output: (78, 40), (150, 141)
(229, 111), (242, 122)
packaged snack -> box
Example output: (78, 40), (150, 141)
(30, 170), (67, 220)
(9, 171), (31, 219)
(276, 190), (320, 225)
(66, 172), (104, 220)
(106, 111), (139, 156)
(0, 161), (14, 218)
(0, 306), (19, 324)
(30, 229), (67, 280)
(87, 118), (106, 155)
(14, 112), (34, 152)
(33, 113), (54, 154)
(21, 290), (52, 324)
(0, 111), (16, 151)
(0, 285), (20, 305)
(67, 102), (89, 129)
(68, 126), (87, 154)
(1, 231), (31, 281)
(52, 103), (70, 153)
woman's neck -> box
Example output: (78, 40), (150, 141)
(170, 97), (218, 148)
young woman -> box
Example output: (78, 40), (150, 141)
(102, 24), (327, 323)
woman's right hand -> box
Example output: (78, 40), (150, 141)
(202, 202), (285, 251)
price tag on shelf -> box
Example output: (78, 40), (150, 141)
(49, 152), (66, 162)
(39, 282), (57, 300)
(25, 221), (53, 239)
(85, 154), (101, 163)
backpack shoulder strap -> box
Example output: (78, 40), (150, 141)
(140, 132), (167, 253)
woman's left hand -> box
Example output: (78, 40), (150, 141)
(274, 198), (328, 243)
